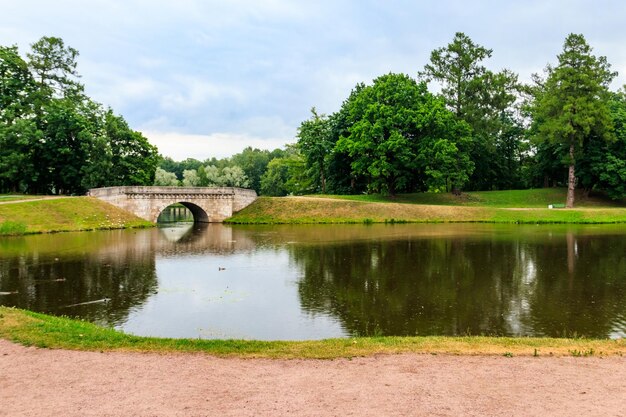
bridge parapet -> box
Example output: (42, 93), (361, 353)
(88, 186), (257, 223)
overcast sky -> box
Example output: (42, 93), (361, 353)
(3, 1), (626, 160)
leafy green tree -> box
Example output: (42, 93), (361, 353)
(182, 169), (200, 187)
(196, 165), (208, 186)
(0, 46), (38, 192)
(260, 152), (310, 196)
(336, 73), (473, 195)
(203, 165), (222, 186)
(231, 147), (271, 193)
(220, 166), (249, 188)
(336, 74), (421, 195)
(574, 91), (626, 200)
(1, 37), (159, 194)
(0, 118), (40, 192)
(0, 46), (35, 120)
(104, 110), (158, 186)
(420, 32), (520, 190)
(422, 139), (472, 192)
(529, 33), (616, 207)
(260, 158), (289, 196)
(26, 36), (82, 99)
(297, 108), (333, 193)
(420, 32), (492, 118)
(154, 167), (179, 186)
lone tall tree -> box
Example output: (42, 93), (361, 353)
(531, 34), (615, 207)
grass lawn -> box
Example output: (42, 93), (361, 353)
(315, 188), (626, 208)
(227, 191), (626, 225)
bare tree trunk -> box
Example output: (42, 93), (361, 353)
(566, 143), (576, 208)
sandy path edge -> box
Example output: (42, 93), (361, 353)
(1, 340), (625, 417)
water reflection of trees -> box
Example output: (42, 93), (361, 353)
(525, 233), (626, 338)
(0, 231), (158, 327)
(291, 231), (626, 338)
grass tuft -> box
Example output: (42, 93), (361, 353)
(0, 221), (27, 235)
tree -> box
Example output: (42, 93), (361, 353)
(420, 32), (492, 119)
(260, 150), (310, 196)
(336, 73), (473, 195)
(0, 46), (35, 120)
(182, 169), (200, 187)
(104, 110), (159, 186)
(220, 166), (249, 188)
(420, 32), (520, 190)
(297, 108), (333, 193)
(204, 165), (222, 186)
(231, 147), (271, 193)
(1, 37), (160, 194)
(574, 90), (626, 200)
(529, 33), (616, 207)
(26, 36), (82, 99)
(0, 45), (38, 192)
(154, 168), (179, 186)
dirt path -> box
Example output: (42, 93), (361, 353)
(0, 196), (70, 205)
(1, 340), (624, 417)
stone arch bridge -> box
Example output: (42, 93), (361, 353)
(88, 186), (257, 223)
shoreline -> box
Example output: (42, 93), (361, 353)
(1, 307), (624, 358)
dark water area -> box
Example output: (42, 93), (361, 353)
(1, 221), (625, 340)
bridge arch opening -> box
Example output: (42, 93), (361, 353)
(156, 202), (210, 223)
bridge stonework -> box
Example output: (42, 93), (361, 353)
(88, 186), (257, 223)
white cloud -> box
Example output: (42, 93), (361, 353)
(144, 131), (290, 160)
(160, 77), (245, 110)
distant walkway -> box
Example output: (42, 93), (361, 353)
(0, 196), (71, 205)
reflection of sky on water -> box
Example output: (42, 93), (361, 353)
(120, 250), (346, 340)
(158, 223), (194, 242)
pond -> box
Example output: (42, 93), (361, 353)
(1, 220), (625, 340)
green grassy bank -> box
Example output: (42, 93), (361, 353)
(0, 307), (623, 358)
(0, 197), (152, 236)
(227, 189), (626, 224)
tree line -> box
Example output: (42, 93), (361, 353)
(155, 146), (303, 195)
(0, 37), (159, 195)
(287, 32), (626, 207)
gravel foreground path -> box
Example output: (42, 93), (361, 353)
(1, 340), (625, 417)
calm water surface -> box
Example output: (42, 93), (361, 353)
(1, 221), (625, 340)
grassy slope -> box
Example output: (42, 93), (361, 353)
(1, 307), (623, 358)
(227, 197), (626, 224)
(315, 188), (626, 207)
(0, 196), (152, 235)
(227, 189), (626, 224)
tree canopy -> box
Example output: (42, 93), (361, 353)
(0, 37), (159, 194)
